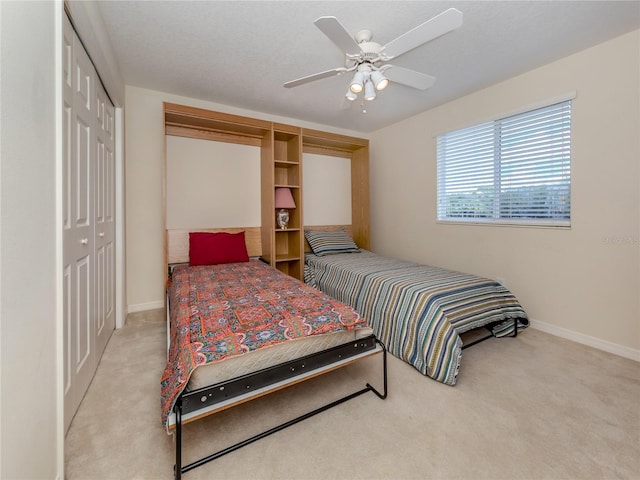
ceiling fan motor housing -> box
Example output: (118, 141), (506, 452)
(358, 41), (383, 63)
(354, 29), (373, 43)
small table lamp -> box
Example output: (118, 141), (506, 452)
(275, 187), (296, 229)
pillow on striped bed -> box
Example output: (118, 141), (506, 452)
(304, 228), (360, 256)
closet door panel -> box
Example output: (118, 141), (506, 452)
(64, 13), (117, 431)
(76, 255), (91, 370)
(95, 139), (105, 338)
(95, 85), (115, 355)
(63, 262), (72, 427)
(70, 32), (96, 413)
(62, 16), (75, 430)
(75, 120), (91, 227)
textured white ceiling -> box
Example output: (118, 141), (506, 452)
(96, 0), (639, 133)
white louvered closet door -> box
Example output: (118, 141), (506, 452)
(63, 15), (115, 432)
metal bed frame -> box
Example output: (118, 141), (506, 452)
(461, 318), (520, 350)
(170, 334), (387, 479)
(170, 314), (516, 478)
(166, 262), (388, 478)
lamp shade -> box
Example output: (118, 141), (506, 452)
(345, 89), (357, 101)
(364, 79), (376, 101)
(274, 187), (296, 209)
(349, 71), (365, 93)
(370, 70), (389, 91)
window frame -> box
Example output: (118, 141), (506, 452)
(436, 98), (573, 228)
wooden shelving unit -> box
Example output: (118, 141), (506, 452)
(163, 103), (369, 281)
(262, 124), (304, 280)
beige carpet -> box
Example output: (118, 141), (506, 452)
(65, 309), (640, 480)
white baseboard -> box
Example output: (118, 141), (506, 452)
(127, 300), (164, 314)
(529, 319), (640, 362)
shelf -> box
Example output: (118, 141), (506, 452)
(275, 228), (300, 260)
(275, 159), (299, 167)
(275, 259), (301, 277)
(275, 254), (301, 263)
(275, 163), (300, 187)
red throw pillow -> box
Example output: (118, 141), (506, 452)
(189, 231), (250, 266)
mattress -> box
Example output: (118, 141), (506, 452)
(187, 327), (373, 390)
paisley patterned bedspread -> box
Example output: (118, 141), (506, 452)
(304, 250), (529, 386)
(161, 260), (369, 429)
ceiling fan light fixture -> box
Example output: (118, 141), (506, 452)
(364, 79), (376, 101)
(371, 70), (389, 91)
(285, 10), (462, 107)
(350, 71), (365, 93)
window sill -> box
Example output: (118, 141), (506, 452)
(436, 219), (571, 229)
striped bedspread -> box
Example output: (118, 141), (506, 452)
(304, 250), (528, 385)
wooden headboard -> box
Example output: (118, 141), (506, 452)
(166, 227), (262, 265)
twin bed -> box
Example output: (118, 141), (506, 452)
(304, 228), (529, 386)
(161, 229), (387, 479)
(161, 227), (528, 478)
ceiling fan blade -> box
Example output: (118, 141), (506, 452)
(384, 66), (436, 90)
(314, 16), (361, 55)
(284, 67), (347, 88)
(383, 8), (463, 59)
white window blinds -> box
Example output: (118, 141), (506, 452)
(437, 100), (572, 226)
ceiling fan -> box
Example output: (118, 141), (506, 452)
(284, 8), (463, 103)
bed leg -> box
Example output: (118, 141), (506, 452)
(175, 398), (182, 480)
(366, 340), (387, 399)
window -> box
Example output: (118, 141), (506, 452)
(437, 100), (571, 227)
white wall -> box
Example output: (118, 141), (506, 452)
(166, 136), (261, 229)
(370, 30), (640, 356)
(0, 1), (59, 478)
(302, 153), (352, 226)
(166, 142), (351, 230)
(125, 86), (369, 312)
